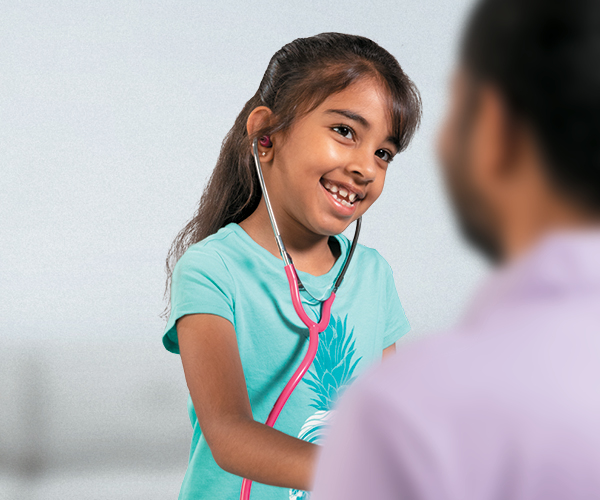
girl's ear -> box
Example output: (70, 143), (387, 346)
(247, 106), (275, 160)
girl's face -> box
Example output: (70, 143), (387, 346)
(267, 78), (398, 237)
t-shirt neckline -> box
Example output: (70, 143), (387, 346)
(226, 222), (350, 302)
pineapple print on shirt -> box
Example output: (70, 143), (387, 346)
(289, 315), (362, 500)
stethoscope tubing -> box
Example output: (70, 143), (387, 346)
(240, 138), (357, 499)
(240, 265), (334, 499)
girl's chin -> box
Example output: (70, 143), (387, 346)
(309, 217), (357, 237)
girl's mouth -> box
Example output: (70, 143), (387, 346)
(320, 179), (362, 214)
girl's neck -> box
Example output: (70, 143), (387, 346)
(239, 202), (339, 276)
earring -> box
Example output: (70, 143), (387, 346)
(259, 135), (272, 147)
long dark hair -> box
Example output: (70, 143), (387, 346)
(163, 32), (422, 316)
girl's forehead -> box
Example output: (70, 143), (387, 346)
(312, 79), (395, 133)
(319, 78), (389, 108)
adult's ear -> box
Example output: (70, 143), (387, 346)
(470, 85), (524, 200)
(247, 106), (275, 161)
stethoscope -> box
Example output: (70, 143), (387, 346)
(240, 138), (361, 499)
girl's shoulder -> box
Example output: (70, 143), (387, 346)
(182, 223), (243, 256)
(175, 224), (241, 274)
(349, 240), (394, 275)
(192, 223), (239, 251)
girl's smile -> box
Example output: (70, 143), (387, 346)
(320, 178), (362, 216)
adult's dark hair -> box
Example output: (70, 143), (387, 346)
(162, 32), (422, 314)
(461, 0), (600, 210)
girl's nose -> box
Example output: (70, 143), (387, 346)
(346, 148), (378, 183)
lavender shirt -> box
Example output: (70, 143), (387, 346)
(312, 230), (600, 500)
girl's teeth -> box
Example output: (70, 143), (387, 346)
(323, 181), (356, 208)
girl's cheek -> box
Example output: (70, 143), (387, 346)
(360, 190), (380, 214)
(321, 137), (349, 164)
(366, 179), (386, 208)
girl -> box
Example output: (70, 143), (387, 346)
(162, 33), (421, 500)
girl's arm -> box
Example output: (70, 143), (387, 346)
(177, 313), (318, 491)
(383, 344), (396, 358)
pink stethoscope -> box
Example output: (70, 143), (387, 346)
(239, 138), (361, 499)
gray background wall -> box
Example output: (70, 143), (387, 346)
(1, 0), (483, 498)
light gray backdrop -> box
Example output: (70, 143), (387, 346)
(1, 1), (483, 498)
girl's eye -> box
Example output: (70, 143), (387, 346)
(332, 125), (354, 140)
(375, 149), (394, 163)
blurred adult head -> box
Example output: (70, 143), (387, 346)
(438, 0), (600, 262)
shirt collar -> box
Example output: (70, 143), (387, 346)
(461, 227), (600, 327)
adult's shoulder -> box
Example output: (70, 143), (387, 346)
(346, 328), (474, 408)
(348, 323), (522, 427)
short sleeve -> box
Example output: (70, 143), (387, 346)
(381, 262), (411, 348)
(162, 245), (235, 354)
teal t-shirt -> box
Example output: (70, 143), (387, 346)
(163, 223), (410, 500)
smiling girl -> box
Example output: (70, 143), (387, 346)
(162, 33), (421, 500)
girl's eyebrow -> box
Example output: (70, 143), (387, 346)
(326, 109), (370, 128)
(326, 108), (400, 152)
